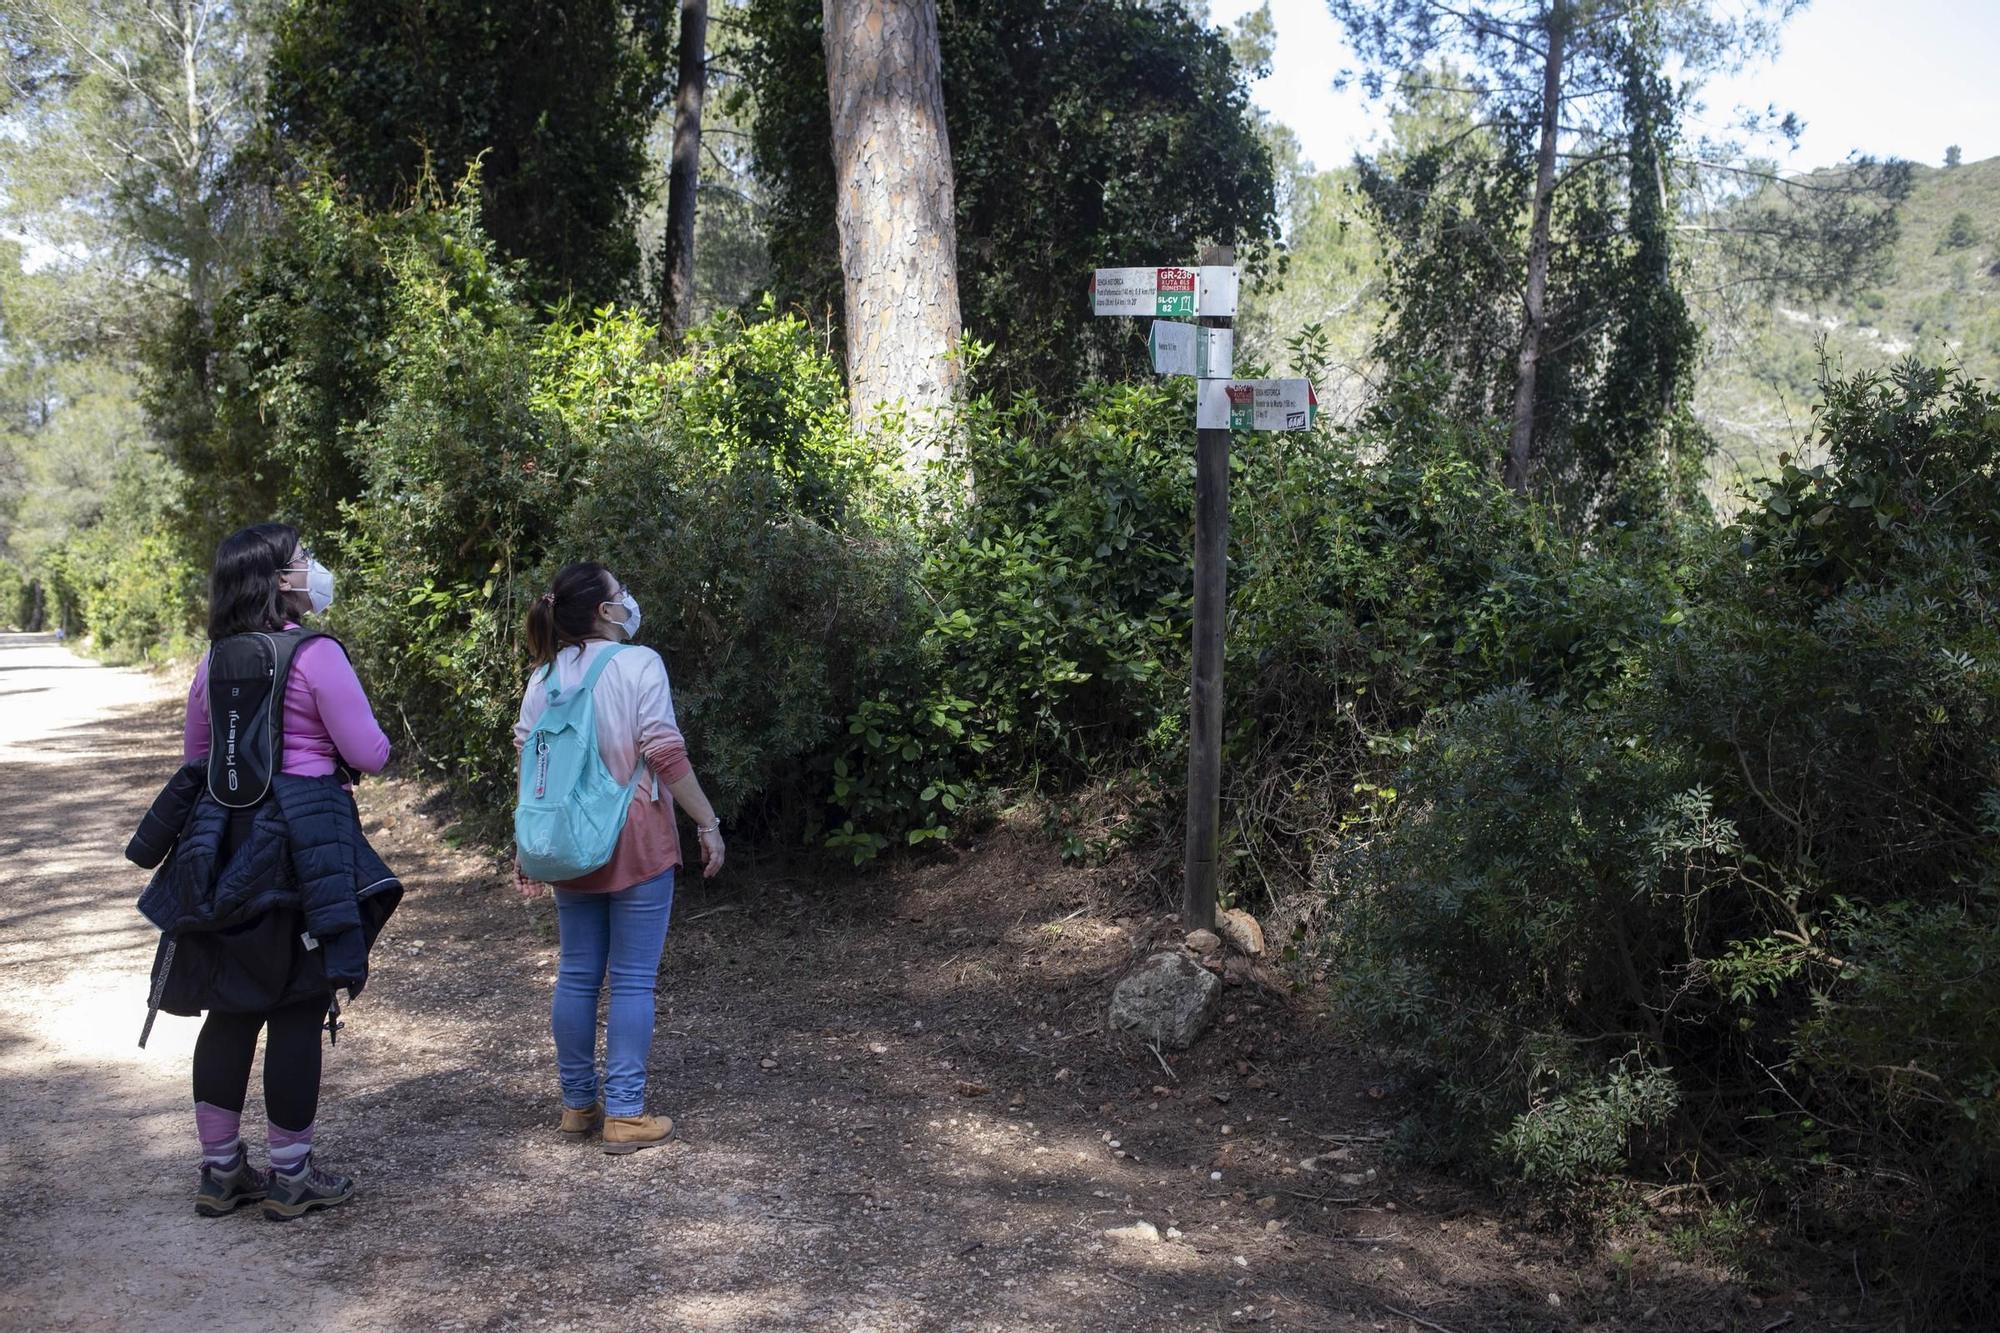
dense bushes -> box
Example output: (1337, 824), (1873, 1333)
(229, 182), (928, 834)
(1335, 361), (2000, 1317)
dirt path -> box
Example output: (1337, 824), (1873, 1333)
(0, 631), (1800, 1331)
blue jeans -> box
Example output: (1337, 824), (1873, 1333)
(551, 867), (675, 1118)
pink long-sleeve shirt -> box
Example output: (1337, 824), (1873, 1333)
(184, 628), (392, 777)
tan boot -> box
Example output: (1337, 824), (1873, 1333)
(602, 1113), (673, 1155)
(559, 1103), (603, 1137)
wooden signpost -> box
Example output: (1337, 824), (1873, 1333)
(1185, 244), (1233, 934)
(1090, 246), (1315, 931)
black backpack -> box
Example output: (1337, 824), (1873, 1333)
(206, 628), (349, 806)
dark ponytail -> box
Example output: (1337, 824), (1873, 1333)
(208, 523), (301, 641)
(525, 562), (613, 673)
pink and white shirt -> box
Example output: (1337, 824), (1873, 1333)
(512, 640), (693, 893)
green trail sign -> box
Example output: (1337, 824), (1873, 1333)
(1091, 265), (1198, 316)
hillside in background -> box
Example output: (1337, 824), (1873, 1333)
(1243, 154), (2000, 495)
(1698, 154), (2000, 486)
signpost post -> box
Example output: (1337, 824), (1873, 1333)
(1090, 246), (1313, 932)
(1183, 243), (1233, 933)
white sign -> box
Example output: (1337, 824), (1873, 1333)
(1197, 379), (1318, 432)
(1150, 323), (1235, 378)
(1196, 266), (1239, 317)
(1092, 266), (1197, 317)
(1150, 320), (1197, 375)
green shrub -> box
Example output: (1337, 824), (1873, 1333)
(316, 193), (922, 833)
(1337, 360), (2000, 1314)
(1335, 685), (1696, 1185)
(555, 311), (921, 826)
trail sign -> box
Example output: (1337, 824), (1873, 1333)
(1092, 266), (1197, 316)
(1197, 379), (1318, 432)
(1196, 265), (1239, 317)
(1149, 322), (1234, 379)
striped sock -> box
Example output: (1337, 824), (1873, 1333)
(195, 1102), (243, 1170)
(268, 1121), (314, 1178)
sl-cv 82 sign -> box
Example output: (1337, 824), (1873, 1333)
(1091, 266), (1240, 318)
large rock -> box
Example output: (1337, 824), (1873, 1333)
(1109, 951), (1221, 1049)
(1217, 908), (1265, 956)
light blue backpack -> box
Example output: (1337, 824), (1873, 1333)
(515, 644), (640, 882)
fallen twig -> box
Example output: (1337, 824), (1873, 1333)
(1148, 1041), (1179, 1083)
(683, 904), (739, 924)
(1761, 1314), (1796, 1333)
(1381, 1304), (1461, 1333)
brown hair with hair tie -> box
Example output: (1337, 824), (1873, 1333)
(524, 563), (613, 672)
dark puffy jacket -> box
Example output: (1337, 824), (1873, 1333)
(131, 761), (403, 1018)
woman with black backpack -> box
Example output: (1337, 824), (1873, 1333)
(138, 523), (398, 1220)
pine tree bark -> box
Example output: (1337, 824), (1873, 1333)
(660, 0), (708, 335)
(822, 0), (964, 435)
(1505, 2), (1566, 492)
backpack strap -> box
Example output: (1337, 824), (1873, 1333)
(549, 643), (655, 799)
(568, 640), (628, 696)
(271, 628), (370, 782)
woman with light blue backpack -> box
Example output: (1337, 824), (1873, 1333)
(513, 561), (725, 1155)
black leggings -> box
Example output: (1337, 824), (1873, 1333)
(192, 995), (331, 1132)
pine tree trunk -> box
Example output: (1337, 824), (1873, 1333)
(1505, 3), (1566, 492)
(822, 0), (964, 436)
(660, 0), (708, 335)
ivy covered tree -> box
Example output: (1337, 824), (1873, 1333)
(746, 0), (1276, 400)
(268, 0), (673, 308)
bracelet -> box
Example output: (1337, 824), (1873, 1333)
(697, 821), (721, 834)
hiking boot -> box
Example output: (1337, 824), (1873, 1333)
(559, 1102), (604, 1138)
(194, 1152), (268, 1217)
(602, 1114), (673, 1155)
(261, 1158), (355, 1221)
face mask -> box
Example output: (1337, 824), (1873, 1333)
(609, 591), (641, 640)
(305, 559), (335, 614)
(282, 556), (336, 615)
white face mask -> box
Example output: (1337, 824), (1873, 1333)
(283, 554), (336, 615)
(305, 559), (335, 614)
(608, 590), (641, 640)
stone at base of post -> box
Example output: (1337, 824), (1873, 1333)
(1108, 951), (1221, 1049)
